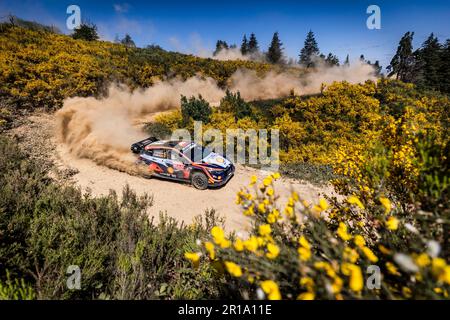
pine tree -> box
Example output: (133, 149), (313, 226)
(248, 33), (259, 54)
(388, 31), (415, 81)
(344, 54), (350, 66)
(213, 40), (229, 56)
(439, 39), (450, 93)
(266, 32), (284, 64)
(373, 61), (382, 76)
(299, 30), (319, 68)
(240, 34), (249, 55)
(415, 33), (442, 89)
(325, 53), (339, 66)
(121, 34), (136, 48)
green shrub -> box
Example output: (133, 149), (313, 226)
(0, 135), (224, 299)
(219, 90), (253, 120)
(180, 95), (212, 126)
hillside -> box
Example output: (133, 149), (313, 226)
(0, 24), (271, 111)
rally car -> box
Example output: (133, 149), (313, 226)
(131, 137), (235, 190)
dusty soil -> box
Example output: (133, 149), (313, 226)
(9, 112), (337, 232)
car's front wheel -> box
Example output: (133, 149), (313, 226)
(191, 171), (208, 190)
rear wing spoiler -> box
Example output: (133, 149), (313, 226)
(131, 137), (158, 154)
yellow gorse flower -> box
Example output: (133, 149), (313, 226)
(298, 235), (311, 261)
(184, 252), (201, 268)
(431, 258), (450, 285)
(362, 246), (378, 263)
(233, 238), (244, 252)
(347, 195), (365, 209)
(204, 241), (215, 260)
(343, 247), (359, 263)
(260, 280), (281, 300)
(341, 263), (363, 292)
(313, 198), (328, 212)
(353, 235), (366, 248)
(244, 236), (259, 252)
(379, 196), (391, 214)
(259, 224), (272, 237)
(224, 261), (242, 277)
(386, 216), (399, 231)
(263, 176), (272, 187)
(266, 243), (280, 259)
(297, 292), (315, 300)
(337, 222), (352, 241)
(414, 253), (431, 268)
(386, 262), (401, 276)
(211, 226), (231, 248)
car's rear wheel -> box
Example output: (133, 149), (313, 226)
(191, 171), (208, 190)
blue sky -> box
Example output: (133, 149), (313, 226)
(1, 0), (449, 70)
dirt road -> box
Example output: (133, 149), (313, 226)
(10, 112), (336, 232)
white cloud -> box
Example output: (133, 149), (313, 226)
(113, 3), (130, 13)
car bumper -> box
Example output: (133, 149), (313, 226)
(208, 165), (235, 186)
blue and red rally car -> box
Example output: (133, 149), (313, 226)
(131, 137), (235, 189)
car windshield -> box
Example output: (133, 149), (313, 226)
(183, 145), (212, 162)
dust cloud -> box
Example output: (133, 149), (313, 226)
(56, 61), (377, 172)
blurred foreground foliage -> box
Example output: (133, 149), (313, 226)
(0, 136), (226, 299)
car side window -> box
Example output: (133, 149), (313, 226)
(152, 149), (166, 159)
(170, 150), (189, 164)
(144, 149), (153, 156)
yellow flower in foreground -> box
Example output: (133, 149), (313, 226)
(298, 235), (311, 261)
(244, 236), (259, 252)
(341, 263), (363, 292)
(258, 203), (266, 213)
(347, 195), (365, 209)
(272, 172), (281, 179)
(313, 198), (328, 212)
(297, 292), (315, 300)
(414, 253), (431, 268)
(260, 280), (281, 300)
(211, 226), (230, 248)
(267, 213), (276, 224)
(299, 236), (311, 249)
(402, 287), (412, 298)
(298, 247), (311, 261)
(224, 261), (242, 277)
(211, 226), (225, 244)
(378, 244), (392, 255)
(386, 262), (401, 276)
(337, 222), (352, 241)
(331, 277), (344, 294)
(184, 252), (201, 268)
(379, 197), (391, 214)
(204, 241), (215, 260)
(362, 246), (378, 263)
(284, 206), (294, 217)
(386, 216), (399, 231)
(266, 243), (280, 259)
(263, 176), (272, 187)
(250, 175), (257, 185)
(431, 258), (450, 285)
(354, 235), (366, 248)
(259, 224), (272, 237)
(300, 277), (315, 290)
(233, 238), (244, 252)
(343, 247), (359, 263)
